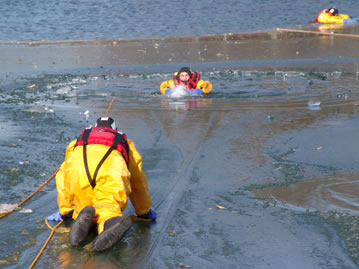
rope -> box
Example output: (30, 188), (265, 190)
(1, 96), (116, 219)
(106, 97), (116, 117)
(3, 97), (117, 267)
(29, 218), (64, 269)
(0, 168), (59, 219)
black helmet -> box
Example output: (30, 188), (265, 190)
(328, 7), (339, 16)
(177, 67), (192, 77)
(96, 117), (117, 130)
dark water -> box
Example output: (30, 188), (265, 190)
(1, 0), (359, 41)
(1, 1), (359, 268)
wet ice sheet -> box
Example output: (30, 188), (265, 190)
(1, 69), (359, 268)
(254, 174), (359, 215)
(254, 116), (359, 214)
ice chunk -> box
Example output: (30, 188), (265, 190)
(0, 204), (18, 214)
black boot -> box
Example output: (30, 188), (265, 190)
(69, 206), (95, 246)
(93, 215), (132, 252)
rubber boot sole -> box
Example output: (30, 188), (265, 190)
(69, 206), (95, 246)
(93, 215), (132, 252)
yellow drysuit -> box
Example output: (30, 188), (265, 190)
(316, 12), (350, 24)
(56, 137), (152, 234)
(160, 79), (212, 95)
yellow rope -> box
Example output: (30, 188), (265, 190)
(29, 218), (64, 269)
(6, 98), (118, 268)
(2, 97), (116, 219)
(29, 215), (148, 268)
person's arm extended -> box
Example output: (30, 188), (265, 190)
(56, 140), (76, 216)
(197, 80), (213, 94)
(160, 80), (175, 94)
(127, 139), (153, 216)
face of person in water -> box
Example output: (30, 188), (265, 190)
(179, 72), (190, 82)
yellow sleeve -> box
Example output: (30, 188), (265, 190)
(339, 14), (350, 20)
(127, 139), (152, 216)
(160, 80), (174, 95)
(56, 140), (77, 216)
(197, 80), (212, 94)
(318, 13), (349, 23)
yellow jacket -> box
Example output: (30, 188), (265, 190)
(316, 12), (350, 24)
(160, 80), (212, 95)
(56, 137), (152, 233)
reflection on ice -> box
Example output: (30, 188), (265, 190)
(161, 98), (212, 111)
(253, 173), (359, 215)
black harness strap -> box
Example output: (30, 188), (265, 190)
(82, 128), (120, 188)
(90, 147), (115, 188)
(82, 129), (96, 188)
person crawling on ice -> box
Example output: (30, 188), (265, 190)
(160, 66), (212, 95)
(48, 117), (156, 252)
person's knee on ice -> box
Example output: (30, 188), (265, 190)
(93, 215), (132, 252)
(69, 206), (96, 246)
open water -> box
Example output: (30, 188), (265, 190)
(1, 1), (359, 269)
(0, 0), (359, 41)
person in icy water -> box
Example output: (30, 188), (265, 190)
(49, 117), (156, 252)
(160, 66), (212, 95)
(314, 7), (350, 24)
